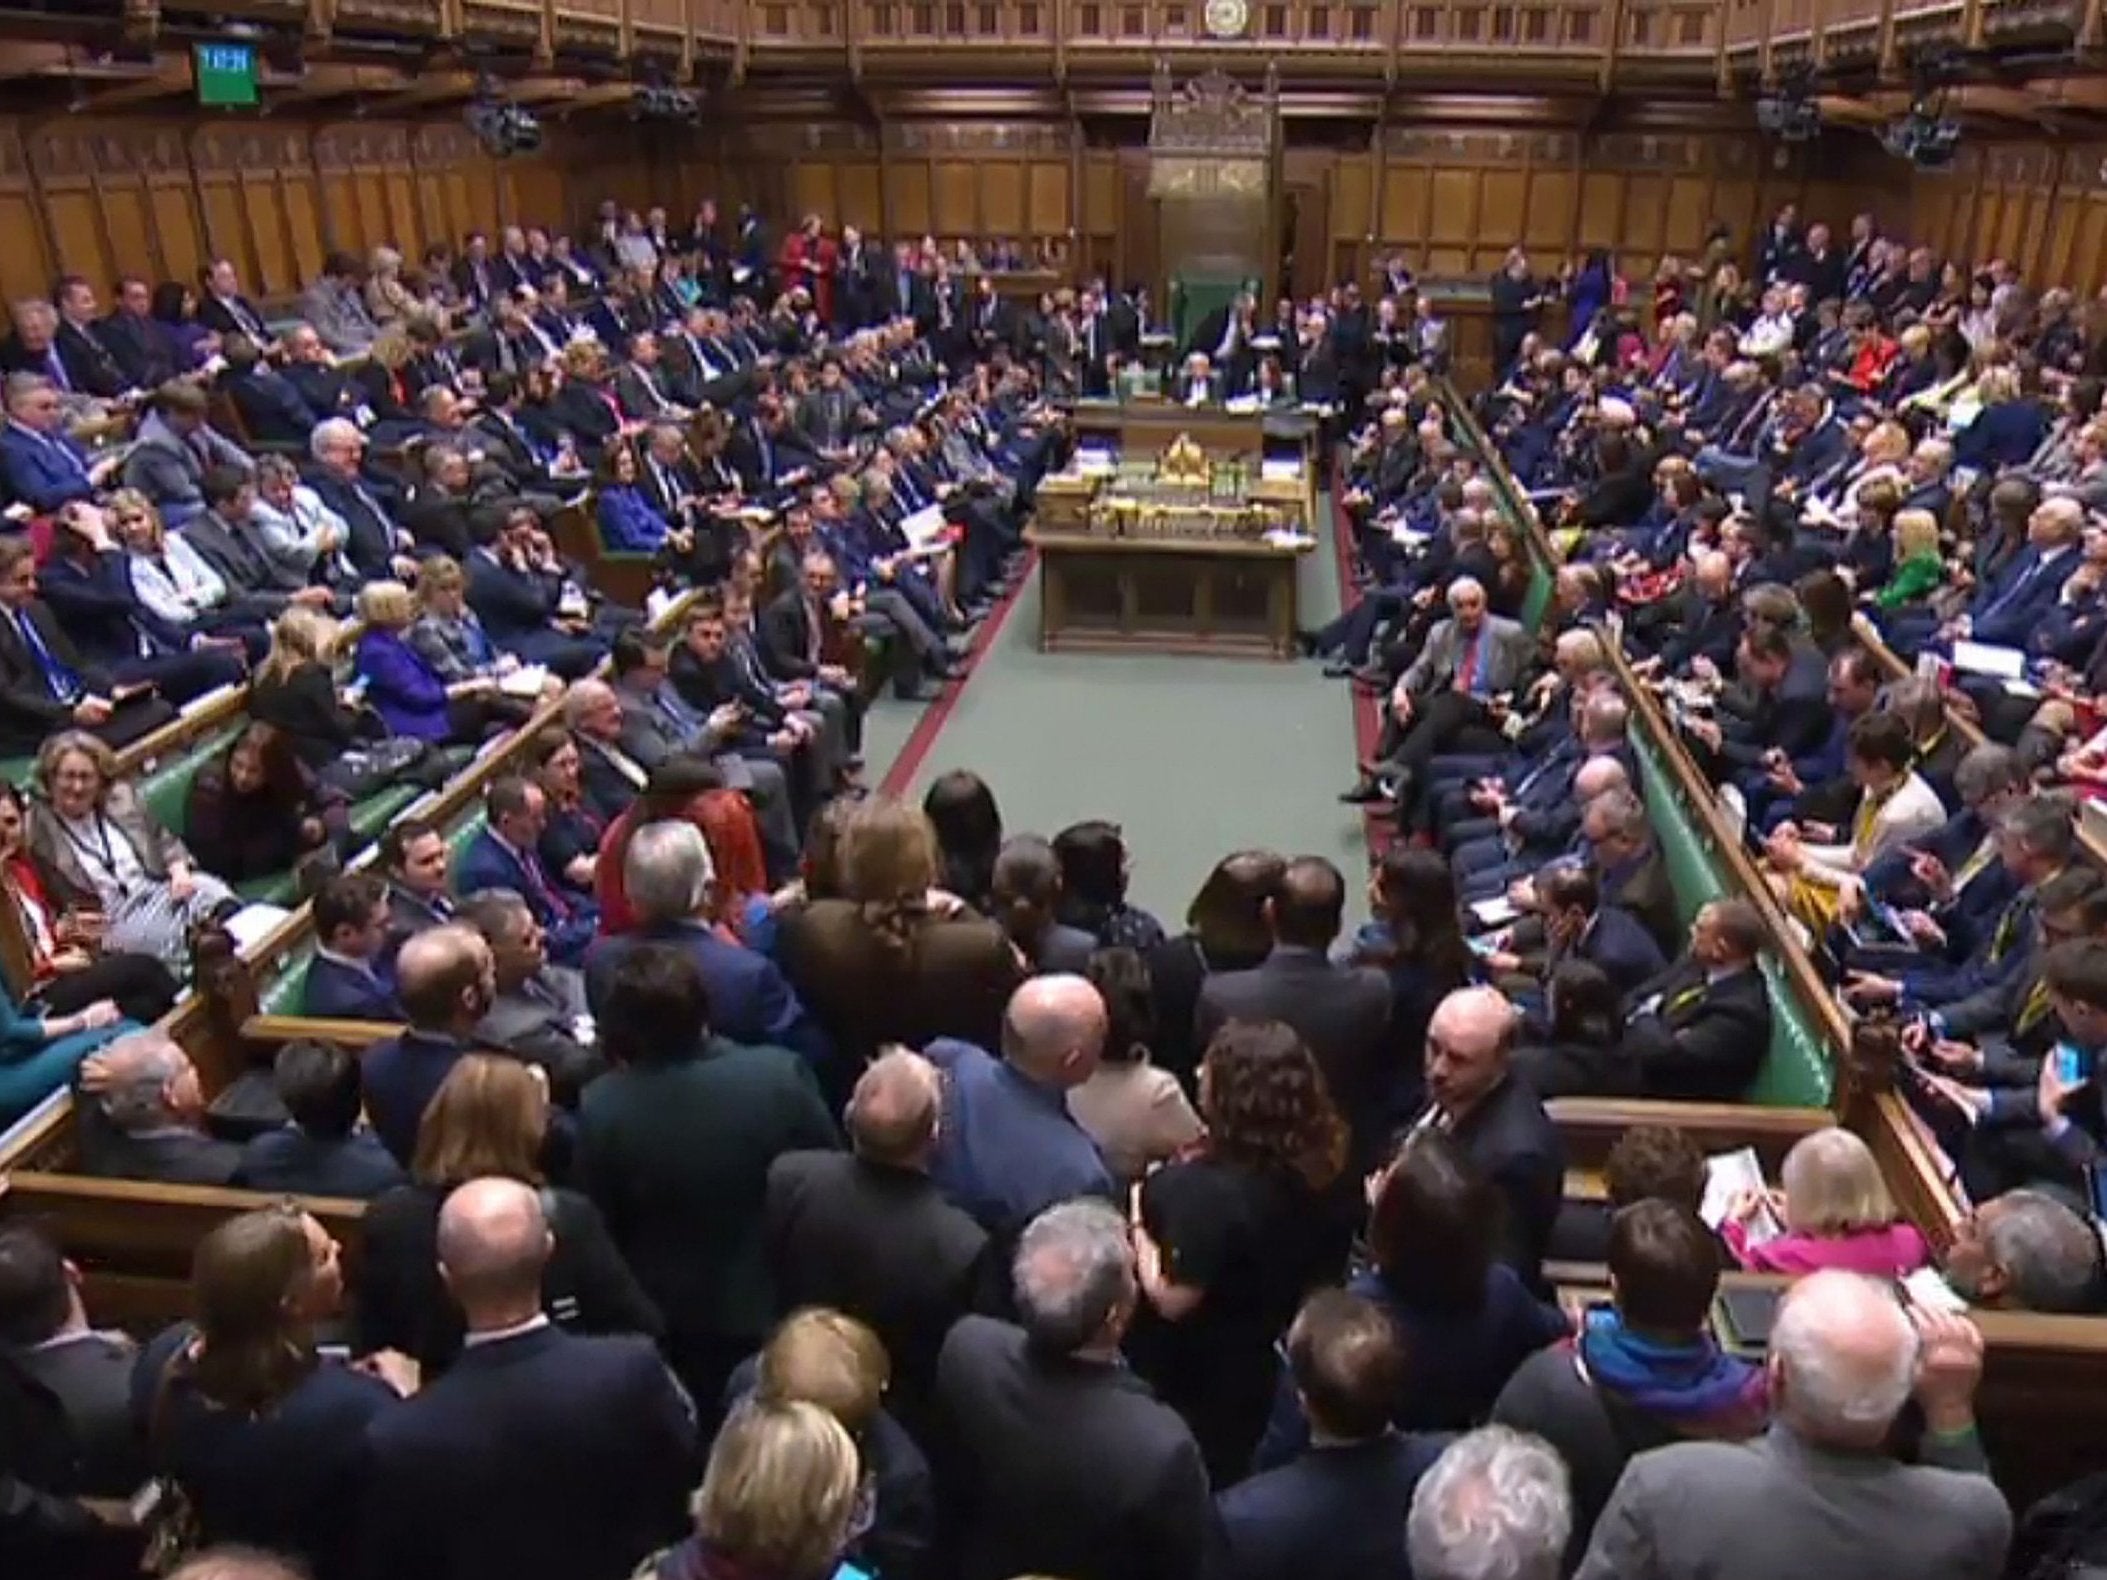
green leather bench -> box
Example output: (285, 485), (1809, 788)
(137, 735), (426, 908)
(1627, 722), (1831, 1107)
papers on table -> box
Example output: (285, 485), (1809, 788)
(1074, 448), (1116, 477)
(1260, 458), (1303, 483)
(1224, 395), (1263, 414)
(1902, 1265), (1970, 1313)
(1470, 896), (1520, 929)
(901, 503), (950, 551)
(498, 664), (553, 699)
(1700, 1146), (1784, 1248)
(225, 904), (293, 956)
(1262, 529), (1315, 549)
(1950, 640), (2027, 681)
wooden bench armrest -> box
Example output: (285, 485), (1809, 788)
(242, 1014), (404, 1050)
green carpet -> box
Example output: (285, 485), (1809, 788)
(863, 502), (1369, 927)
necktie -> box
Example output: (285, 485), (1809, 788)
(1455, 632), (1481, 695)
(16, 610), (80, 702)
(1990, 895), (2030, 961)
(2017, 977), (2053, 1035)
(519, 844), (571, 922)
(44, 346), (70, 393)
(1665, 981), (1707, 1016)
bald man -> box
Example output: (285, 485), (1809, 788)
(764, 1049), (991, 1410)
(1575, 1271), (2007, 1580)
(926, 975), (1116, 1235)
(363, 1178), (698, 1580)
(1410, 986), (1564, 1285)
(359, 924), (499, 1164)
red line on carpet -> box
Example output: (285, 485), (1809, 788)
(879, 551), (1037, 798)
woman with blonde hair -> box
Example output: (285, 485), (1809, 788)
(1876, 507), (1946, 614)
(1723, 1125), (1930, 1277)
(354, 578), (510, 744)
(778, 796), (1021, 1064)
(365, 245), (415, 326)
(105, 487), (260, 658)
(248, 603), (367, 773)
(25, 730), (238, 968)
(642, 1398), (865, 1580)
(726, 1310), (930, 1580)
(355, 1052), (662, 1374)
(351, 324), (419, 433)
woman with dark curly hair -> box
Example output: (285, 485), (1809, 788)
(1128, 1017), (1356, 1483)
(1343, 844), (1474, 1116)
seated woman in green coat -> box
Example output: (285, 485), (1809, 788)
(0, 986), (132, 1128)
(1874, 507), (1946, 612)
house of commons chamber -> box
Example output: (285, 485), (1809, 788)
(12, 0), (2107, 1577)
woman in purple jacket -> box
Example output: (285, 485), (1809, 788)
(352, 581), (509, 746)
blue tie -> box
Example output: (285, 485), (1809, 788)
(16, 611), (81, 702)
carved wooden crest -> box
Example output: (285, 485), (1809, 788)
(1148, 63), (1278, 158)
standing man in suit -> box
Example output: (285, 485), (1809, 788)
(1195, 856), (1392, 1157)
(1623, 898), (1773, 1101)
(1216, 1289), (1448, 1580)
(458, 888), (601, 1104)
(361, 1177), (698, 1580)
(0, 1222), (146, 1498)
(73, 1032), (240, 1186)
(1574, 1271), (2007, 1580)
(359, 924), (505, 1165)
(303, 873), (405, 1021)
(455, 776), (599, 967)
(934, 1199), (1211, 1580)
(764, 1049), (989, 1418)
(583, 820), (832, 1073)
(1411, 986), (1564, 1286)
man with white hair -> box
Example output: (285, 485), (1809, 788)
(305, 414), (417, 580)
(581, 818), (831, 1070)
(75, 1029), (240, 1185)
(1574, 1269), (2010, 1580)
(1408, 986), (1564, 1283)
(934, 1199), (1210, 1580)
(1408, 1425), (1572, 1580)
(1345, 573), (1537, 810)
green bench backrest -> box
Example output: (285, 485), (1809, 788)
(1627, 723), (1832, 1107)
(1519, 560), (1554, 634)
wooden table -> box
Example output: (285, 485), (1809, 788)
(1026, 529), (1313, 659)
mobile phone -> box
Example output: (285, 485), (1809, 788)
(2056, 1044), (2087, 1087)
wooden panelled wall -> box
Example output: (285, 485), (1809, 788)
(1911, 143), (2107, 296)
(0, 117), (577, 307)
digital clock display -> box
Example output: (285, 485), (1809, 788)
(194, 42), (259, 108)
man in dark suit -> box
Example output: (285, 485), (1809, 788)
(0, 536), (172, 757)
(458, 889), (602, 1105)
(454, 777), (599, 968)
(1216, 1289), (1447, 1580)
(303, 873), (405, 1021)
(218, 334), (318, 450)
(360, 924), (499, 1166)
(97, 278), (179, 392)
(1411, 986), (1565, 1285)
(362, 1177), (697, 1580)
(380, 817), (459, 969)
(1196, 857), (1392, 1157)
(881, 242), (932, 329)
(305, 417), (414, 582)
(464, 524), (605, 680)
(196, 258), (271, 343)
(1585, 787), (1681, 962)
(583, 819), (832, 1072)
(50, 279), (131, 401)
(992, 835), (1099, 975)
(1, 371), (114, 513)
(235, 1040), (406, 1199)
(280, 324), (359, 424)
(935, 1198), (1211, 1580)
(764, 1049), (989, 1415)
(1536, 862), (1669, 1002)
(612, 332), (691, 424)
(1624, 898), (1774, 1101)
(0, 1222), (146, 1499)
(73, 1032), (241, 1186)
(1699, 624), (1832, 789)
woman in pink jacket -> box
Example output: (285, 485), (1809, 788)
(1723, 1126), (1931, 1278)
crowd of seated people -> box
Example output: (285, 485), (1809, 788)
(4, 202), (2107, 1580)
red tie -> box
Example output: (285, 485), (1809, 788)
(1456, 634), (1479, 694)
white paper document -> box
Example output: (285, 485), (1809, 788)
(1700, 1147), (1784, 1247)
(1951, 640), (2026, 680)
(901, 503), (950, 551)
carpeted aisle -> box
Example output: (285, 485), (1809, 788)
(862, 499), (1369, 927)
